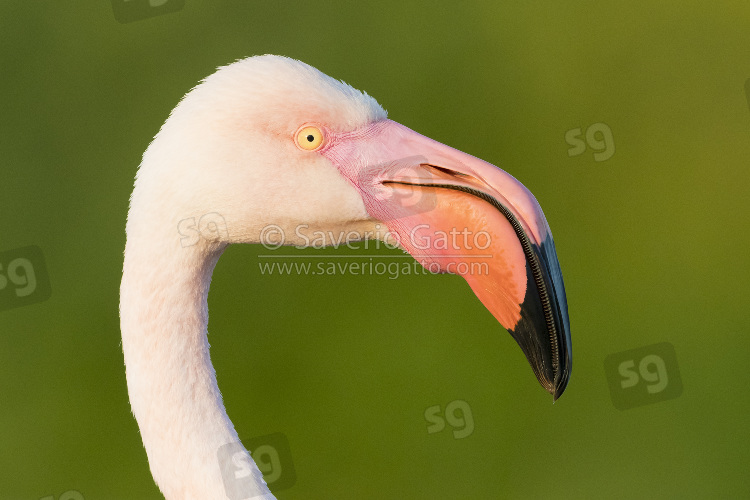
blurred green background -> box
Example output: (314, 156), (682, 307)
(2, 1), (749, 498)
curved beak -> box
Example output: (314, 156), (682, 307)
(323, 120), (572, 399)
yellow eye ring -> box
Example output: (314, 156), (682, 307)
(296, 125), (325, 151)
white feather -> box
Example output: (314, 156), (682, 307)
(121, 55), (387, 499)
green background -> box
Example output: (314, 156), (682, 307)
(2, 1), (749, 498)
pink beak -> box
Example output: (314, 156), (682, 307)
(323, 120), (572, 399)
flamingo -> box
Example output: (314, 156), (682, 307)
(120, 55), (572, 500)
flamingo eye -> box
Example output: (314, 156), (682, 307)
(296, 125), (325, 151)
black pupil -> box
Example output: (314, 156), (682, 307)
(306, 134), (315, 142)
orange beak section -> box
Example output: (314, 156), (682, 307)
(323, 120), (572, 399)
(380, 184), (528, 330)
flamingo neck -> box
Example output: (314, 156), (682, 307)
(120, 226), (274, 500)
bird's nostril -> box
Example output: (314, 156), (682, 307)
(422, 164), (471, 178)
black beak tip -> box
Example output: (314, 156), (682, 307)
(552, 373), (568, 402)
(507, 256), (572, 403)
(551, 347), (572, 402)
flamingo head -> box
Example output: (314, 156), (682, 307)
(133, 55), (571, 399)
